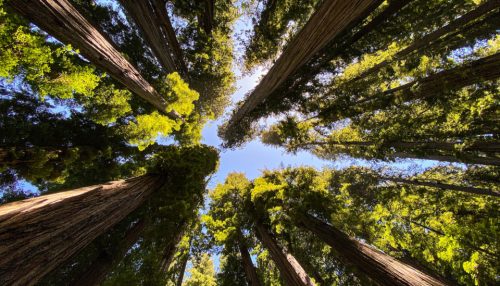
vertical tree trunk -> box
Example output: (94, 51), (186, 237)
(298, 214), (449, 286)
(238, 230), (262, 286)
(119, 0), (178, 73)
(72, 219), (147, 286)
(380, 176), (500, 197)
(225, 0), (383, 133)
(7, 0), (177, 117)
(0, 175), (164, 286)
(254, 222), (315, 286)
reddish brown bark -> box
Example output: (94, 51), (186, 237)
(224, 0), (383, 134)
(0, 175), (165, 286)
(238, 230), (262, 286)
(298, 214), (449, 286)
(7, 0), (178, 117)
(119, 0), (179, 73)
(72, 219), (147, 286)
(255, 222), (315, 286)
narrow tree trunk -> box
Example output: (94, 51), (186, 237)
(72, 219), (147, 286)
(176, 251), (189, 286)
(351, 0), (500, 82)
(0, 175), (164, 286)
(225, 0), (383, 134)
(254, 222), (315, 286)
(238, 230), (262, 286)
(199, 0), (214, 35)
(119, 0), (177, 73)
(152, 0), (187, 74)
(159, 223), (186, 272)
(389, 151), (500, 166)
(380, 176), (500, 197)
(7, 0), (177, 117)
(298, 214), (449, 286)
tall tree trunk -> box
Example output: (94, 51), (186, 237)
(198, 0), (214, 35)
(298, 214), (449, 286)
(159, 223), (186, 272)
(351, 0), (500, 82)
(176, 251), (189, 286)
(152, 0), (187, 74)
(238, 230), (262, 286)
(72, 219), (147, 286)
(224, 0), (383, 135)
(380, 176), (500, 197)
(119, 0), (178, 73)
(389, 152), (500, 166)
(254, 222), (315, 286)
(0, 175), (164, 286)
(7, 0), (178, 117)
(322, 52), (500, 121)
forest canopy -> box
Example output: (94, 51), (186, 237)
(0, 0), (498, 285)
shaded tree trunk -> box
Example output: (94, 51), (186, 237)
(224, 0), (383, 134)
(119, 0), (178, 73)
(298, 214), (449, 286)
(254, 222), (315, 286)
(351, 0), (500, 81)
(7, 0), (178, 117)
(152, 0), (187, 74)
(198, 0), (214, 35)
(176, 251), (189, 286)
(159, 223), (186, 272)
(0, 175), (165, 286)
(380, 176), (500, 197)
(238, 230), (262, 286)
(72, 219), (147, 286)
(389, 152), (500, 166)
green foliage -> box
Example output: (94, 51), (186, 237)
(183, 254), (217, 286)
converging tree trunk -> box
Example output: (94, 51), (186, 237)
(0, 175), (165, 286)
(298, 214), (449, 286)
(351, 0), (500, 82)
(238, 230), (262, 286)
(72, 219), (147, 286)
(225, 0), (383, 133)
(7, 0), (178, 117)
(159, 223), (186, 272)
(255, 222), (315, 286)
(380, 176), (500, 197)
(119, 0), (178, 73)
(176, 251), (189, 286)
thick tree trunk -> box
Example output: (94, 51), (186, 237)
(380, 176), (500, 197)
(119, 0), (178, 73)
(298, 214), (449, 286)
(351, 0), (500, 81)
(152, 0), (187, 74)
(224, 0), (383, 134)
(254, 222), (315, 286)
(7, 0), (177, 117)
(0, 175), (164, 286)
(72, 219), (147, 286)
(238, 231), (262, 286)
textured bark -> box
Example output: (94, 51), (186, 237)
(380, 176), (500, 197)
(119, 0), (178, 73)
(238, 231), (262, 286)
(0, 175), (164, 286)
(199, 0), (214, 35)
(225, 0), (382, 133)
(298, 214), (449, 286)
(255, 222), (315, 286)
(72, 219), (147, 286)
(352, 0), (500, 81)
(152, 0), (187, 74)
(7, 0), (177, 117)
